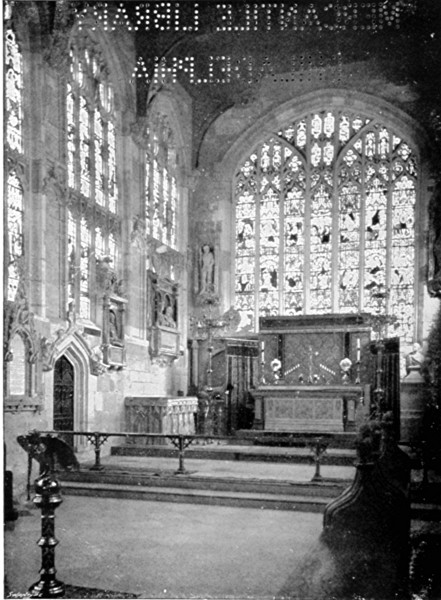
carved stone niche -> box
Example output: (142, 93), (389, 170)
(147, 270), (180, 364)
(102, 294), (127, 369)
(4, 295), (42, 413)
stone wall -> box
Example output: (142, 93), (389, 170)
(4, 5), (192, 498)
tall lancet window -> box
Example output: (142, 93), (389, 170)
(145, 116), (179, 250)
(235, 110), (418, 343)
(66, 33), (120, 320)
(5, 24), (25, 300)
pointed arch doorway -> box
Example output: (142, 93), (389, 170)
(53, 355), (74, 447)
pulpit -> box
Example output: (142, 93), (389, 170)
(256, 314), (373, 432)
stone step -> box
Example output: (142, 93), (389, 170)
(234, 430), (357, 449)
(110, 444), (356, 466)
(60, 480), (335, 512)
(59, 479), (441, 520)
(59, 468), (350, 498)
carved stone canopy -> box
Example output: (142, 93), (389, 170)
(40, 321), (107, 376)
(4, 276), (39, 365)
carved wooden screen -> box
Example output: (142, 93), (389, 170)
(208, 339), (259, 433)
(368, 337), (401, 438)
(234, 110), (417, 344)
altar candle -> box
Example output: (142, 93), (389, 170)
(357, 338), (361, 362)
(261, 341), (265, 364)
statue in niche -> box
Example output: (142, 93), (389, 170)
(159, 295), (176, 328)
(405, 342), (424, 374)
(199, 244), (215, 294)
(108, 309), (123, 346)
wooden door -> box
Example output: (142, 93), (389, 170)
(53, 356), (74, 447)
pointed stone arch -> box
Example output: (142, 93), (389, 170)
(51, 331), (91, 433)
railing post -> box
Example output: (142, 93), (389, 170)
(176, 434), (186, 475)
(88, 432), (108, 471)
(309, 437), (328, 482)
(28, 474), (65, 598)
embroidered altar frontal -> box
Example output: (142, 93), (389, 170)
(255, 315), (371, 432)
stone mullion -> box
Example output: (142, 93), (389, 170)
(145, 148), (152, 237)
(88, 85), (101, 322)
(68, 76), (82, 314)
(73, 211), (82, 312)
(254, 145), (262, 330)
(331, 110), (341, 314)
(74, 85), (82, 197)
(278, 146), (285, 316)
(359, 127), (368, 312)
(304, 113), (312, 314)
(384, 126), (394, 319)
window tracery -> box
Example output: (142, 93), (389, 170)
(235, 110), (418, 342)
(145, 116), (179, 250)
(5, 25), (25, 302)
(66, 32), (120, 320)
(5, 27), (23, 153)
(6, 171), (24, 301)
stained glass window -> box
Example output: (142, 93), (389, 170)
(235, 110), (418, 342)
(145, 117), (179, 250)
(5, 28), (23, 153)
(5, 25), (25, 300)
(7, 171), (24, 301)
(66, 34), (120, 320)
(67, 44), (117, 209)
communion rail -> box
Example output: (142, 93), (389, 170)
(30, 429), (337, 482)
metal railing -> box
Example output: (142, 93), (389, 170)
(35, 430), (230, 474)
(27, 429), (336, 483)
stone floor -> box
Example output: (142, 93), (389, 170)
(5, 494), (324, 599)
(94, 453), (356, 481)
(4, 457), (440, 599)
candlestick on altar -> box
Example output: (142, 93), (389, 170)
(356, 338), (361, 363)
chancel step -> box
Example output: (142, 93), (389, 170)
(59, 480), (337, 512)
(110, 443), (357, 466)
(58, 474), (441, 519)
(59, 468), (350, 498)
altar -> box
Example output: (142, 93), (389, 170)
(255, 314), (373, 432)
(253, 384), (369, 432)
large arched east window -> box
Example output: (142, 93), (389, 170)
(234, 109), (418, 343)
(66, 31), (120, 320)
